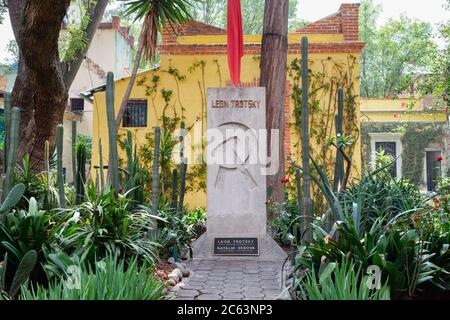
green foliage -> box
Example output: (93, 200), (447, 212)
(295, 259), (390, 300)
(55, 186), (160, 264)
(417, 1), (450, 107)
(156, 201), (206, 259)
(122, 131), (149, 205)
(0, 250), (38, 299)
(106, 72), (120, 192)
(271, 200), (301, 245)
(56, 125), (65, 208)
(360, 1), (438, 98)
(19, 254), (166, 300)
(188, 0), (301, 34)
(75, 138), (87, 204)
(291, 162), (447, 299)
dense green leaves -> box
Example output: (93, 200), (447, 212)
(360, 0), (438, 98)
(188, 0), (304, 34)
(19, 254), (166, 300)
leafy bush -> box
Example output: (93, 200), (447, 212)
(19, 254), (166, 300)
(55, 185), (160, 264)
(295, 259), (390, 300)
(156, 202), (206, 259)
(271, 200), (301, 245)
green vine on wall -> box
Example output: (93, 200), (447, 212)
(361, 122), (446, 186)
(288, 55), (360, 213)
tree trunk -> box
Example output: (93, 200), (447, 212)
(115, 27), (146, 131)
(16, 0), (71, 171)
(8, 0), (34, 160)
(9, 0), (107, 171)
(259, 0), (289, 203)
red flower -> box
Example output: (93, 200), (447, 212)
(401, 102), (406, 107)
(281, 178), (289, 184)
(445, 107), (448, 113)
(436, 156), (444, 162)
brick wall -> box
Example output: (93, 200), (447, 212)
(160, 4), (363, 55)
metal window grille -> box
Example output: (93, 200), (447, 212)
(70, 98), (85, 112)
(123, 100), (148, 128)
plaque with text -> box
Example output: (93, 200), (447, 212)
(213, 237), (259, 256)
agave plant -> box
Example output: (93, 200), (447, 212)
(55, 185), (161, 264)
(295, 258), (391, 300)
(19, 254), (166, 300)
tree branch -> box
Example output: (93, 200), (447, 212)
(62, 0), (108, 88)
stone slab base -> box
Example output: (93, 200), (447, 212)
(192, 233), (287, 261)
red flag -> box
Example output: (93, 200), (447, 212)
(227, 0), (244, 86)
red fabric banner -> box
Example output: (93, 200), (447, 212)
(227, 0), (244, 86)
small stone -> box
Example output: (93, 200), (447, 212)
(175, 262), (191, 277)
(167, 257), (175, 265)
(169, 268), (183, 281)
(167, 278), (177, 286)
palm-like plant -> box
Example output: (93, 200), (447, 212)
(115, 0), (193, 130)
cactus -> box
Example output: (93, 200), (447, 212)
(71, 121), (77, 184)
(9, 250), (38, 297)
(106, 72), (120, 192)
(333, 87), (345, 193)
(44, 140), (50, 175)
(180, 121), (185, 160)
(3, 107), (20, 201)
(125, 130), (133, 185)
(0, 183), (25, 224)
(56, 124), (65, 208)
(151, 126), (161, 219)
(75, 140), (87, 204)
(3, 92), (11, 173)
(178, 162), (187, 214)
(178, 121), (187, 214)
(99, 139), (105, 191)
(301, 36), (313, 243)
(171, 169), (178, 211)
(295, 168), (303, 214)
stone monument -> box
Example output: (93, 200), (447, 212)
(193, 87), (287, 260)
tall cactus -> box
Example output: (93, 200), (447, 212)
(99, 139), (105, 191)
(75, 140), (87, 204)
(71, 121), (77, 184)
(171, 169), (178, 211)
(178, 121), (186, 214)
(178, 162), (187, 214)
(106, 72), (120, 192)
(333, 87), (345, 193)
(301, 36), (313, 243)
(125, 130), (133, 185)
(3, 92), (11, 174)
(151, 126), (161, 219)
(3, 107), (20, 201)
(56, 124), (65, 208)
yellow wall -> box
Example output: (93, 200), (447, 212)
(361, 98), (448, 123)
(92, 35), (362, 208)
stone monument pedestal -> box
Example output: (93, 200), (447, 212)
(192, 233), (287, 261)
(197, 87), (286, 262)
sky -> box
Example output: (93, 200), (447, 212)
(0, 0), (448, 64)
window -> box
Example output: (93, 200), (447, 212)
(70, 98), (84, 112)
(375, 141), (397, 177)
(123, 100), (147, 128)
(369, 133), (403, 178)
(425, 151), (442, 192)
